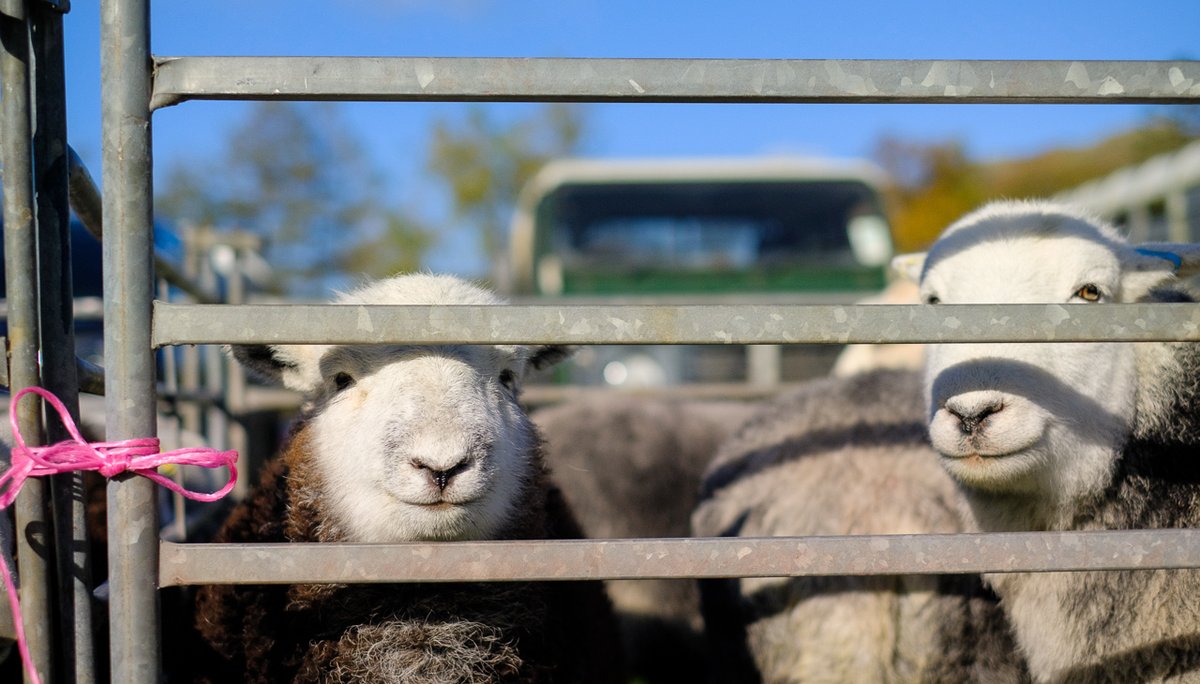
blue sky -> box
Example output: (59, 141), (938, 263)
(61, 0), (1199, 275)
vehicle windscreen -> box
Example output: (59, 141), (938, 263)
(536, 179), (889, 294)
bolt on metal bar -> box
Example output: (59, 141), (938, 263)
(160, 529), (1200, 586)
(32, 3), (97, 680)
(153, 301), (1200, 347)
(149, 57), (1200, 109)
(101, 0), (161, 681)
(1, 7), (58, 679)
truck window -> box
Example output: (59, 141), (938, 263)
(530, 178), (890, 296)
(510, 159), (895, 386)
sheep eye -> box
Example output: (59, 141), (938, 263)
(1074, 284), (1102, 303)
(498, 369), (517, 391)
(333, 372), (356, 392)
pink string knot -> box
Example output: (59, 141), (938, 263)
(1, 386), (240, 684)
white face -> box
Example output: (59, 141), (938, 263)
(305, 343), (536, 542)
(920, 213), (1141, 506)
(235, 273), (564, 543)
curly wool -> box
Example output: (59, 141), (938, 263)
(186, 427), (624, 684)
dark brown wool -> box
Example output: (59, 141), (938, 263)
(185, 425), (625, 684)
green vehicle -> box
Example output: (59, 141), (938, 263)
(509, 157), (895, 387)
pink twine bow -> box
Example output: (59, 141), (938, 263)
(1, 386), (239, 684)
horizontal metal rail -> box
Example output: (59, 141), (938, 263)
(153, 301), (1200, 347)
(160, 529), (1200, 586)
(149, 57), (1200, 109)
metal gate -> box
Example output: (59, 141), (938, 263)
(3, 0), (1200, 681)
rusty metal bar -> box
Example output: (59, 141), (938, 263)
(149, 57), (1200, 109)
(153, 301), (1200, 347)
(160, 529), (1200, 586)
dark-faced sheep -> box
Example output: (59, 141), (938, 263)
(187, 273), (624, 684)
(534, 394), (759, 684)
(909, 200), (1200, 682)
(692, 368), (1028, 683)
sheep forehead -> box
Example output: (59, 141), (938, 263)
(923, 205), (1125, 302)
(924, 236), (1120, 302)
(335, 272), (505, 307)
(324, 343), (520, 379)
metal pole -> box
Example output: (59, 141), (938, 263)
(157, 528), (1200, 585)
(1, 4), (57, 680)
(223, 246), (251, 499)
(101, 0), (160, 681)
(152, 300), (1200, 347)
(148, 57), (1200, 108)
(31, 1), (97, 681)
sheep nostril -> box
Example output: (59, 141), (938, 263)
(411, 458), (471, 491)
(947, 402), (1003, 436)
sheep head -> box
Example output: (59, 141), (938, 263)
(894, 201), (1200, 526)
(231, 273), (571, 543)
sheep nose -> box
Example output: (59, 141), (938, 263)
(410, 457), (471, 491)
(945, 395), (1004, 436)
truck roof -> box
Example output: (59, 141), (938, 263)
(519, 155), (888, 200)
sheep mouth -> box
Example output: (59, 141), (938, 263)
(410, 496), (480, 510)
(417, 502), (458, 511)
(941, 451), (1020, 462)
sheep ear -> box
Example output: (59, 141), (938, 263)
(890, 252), (927, 283)
(228, 344), (321, 392)
(528, 345), (575, 372)
(1123, 243), (1200, 300)
(1134, 243), (1200, 278)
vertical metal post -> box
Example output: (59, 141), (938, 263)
(31, 2), (97, 681)
(178, 229), (202, 446)
(224, 245), (250, 499)
(1167, 188), (1189, 244)
(1, 4), (58, 681)
(101, 0), (161, 681)
(746, 345), (782, 388)
(1128, 204), (1151, 242)
(200, 252), (228, 454)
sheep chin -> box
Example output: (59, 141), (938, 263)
(359, 499), (507, 543)
(936, 449), (1046, 495)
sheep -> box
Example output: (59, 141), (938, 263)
(185, 273), (624, 684)
(533, 394), (760, 684)
(691, 368), (1027, 683)
(830, 278), (926, 377)
(908, 200), (1200, 682)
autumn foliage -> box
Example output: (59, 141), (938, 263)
(876, 120), (1197, 252)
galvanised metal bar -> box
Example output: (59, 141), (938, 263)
(66, 147), (103, 240)
(1, 5), (58, 679)
(149, 57), (1200, 109)
(101, 0), (161, 681)
(160, 529), (1200, 586)
(31, 1), (96, 680)
(153, 301), (1200, 347)
(76, 357), (105, 395)
(68, 146), (221, 304)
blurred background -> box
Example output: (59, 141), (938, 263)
(55, 0), (1199, 299)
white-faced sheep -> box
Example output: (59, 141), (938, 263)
(187, 273), (624, 684)
(534, 394), (759, 684)
(909, 200), (1200, 682)
(691, 368), (1027, 683)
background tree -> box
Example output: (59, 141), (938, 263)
(157, 102), (431, 297)
(876, 119), (1197, 251)
(426, 103), (587, 287)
